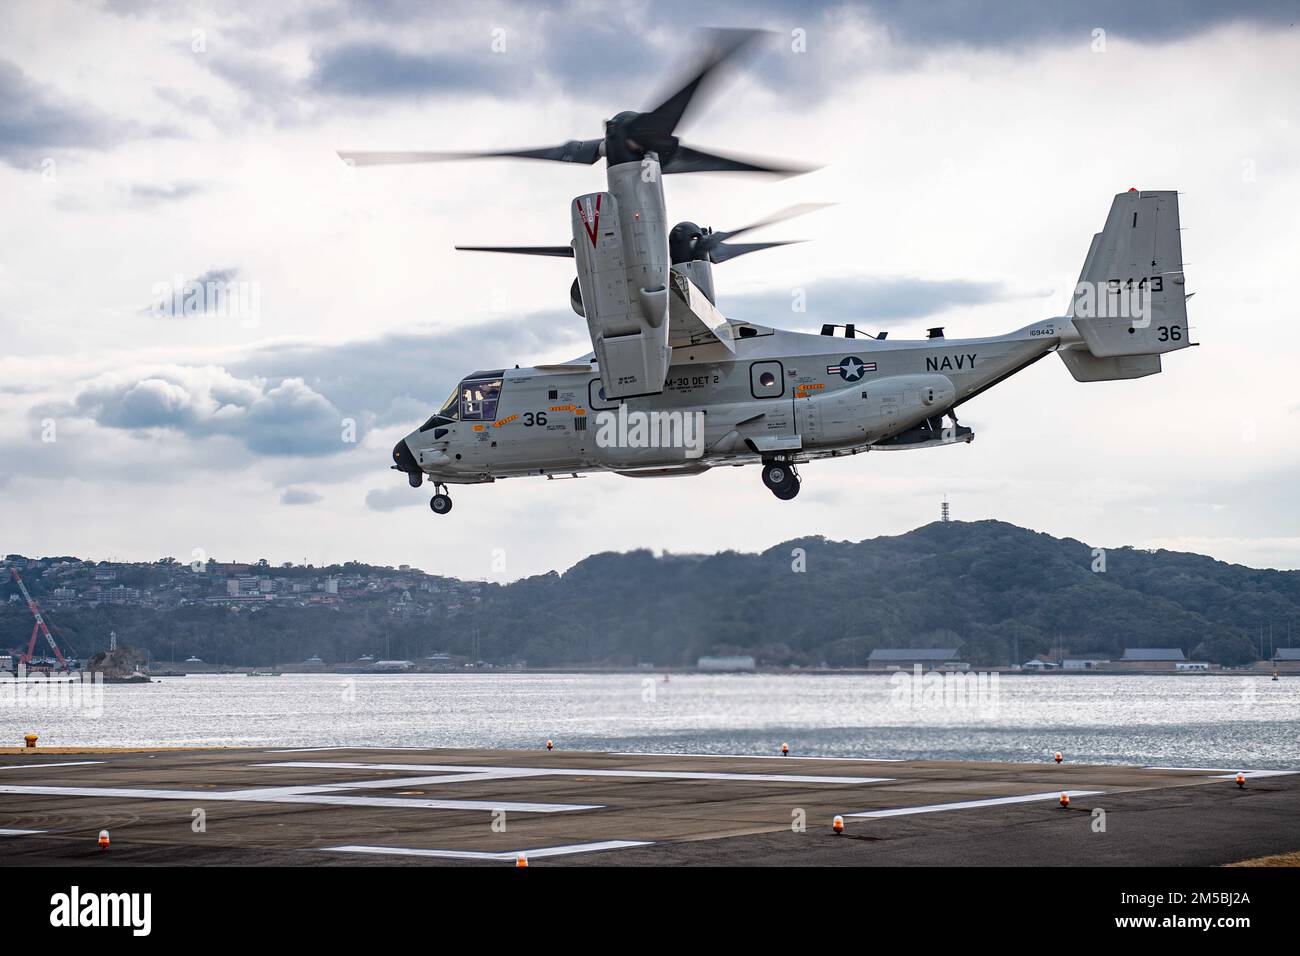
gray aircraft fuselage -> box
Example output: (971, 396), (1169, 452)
(394, 316), (1070, 486)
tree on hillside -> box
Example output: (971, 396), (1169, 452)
(1192, 633), (1259, 667)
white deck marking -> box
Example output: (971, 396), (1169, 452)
(323, 840), (652, 861)
(846, 790), (1105, 818)
(0, 761), (105, 771)
(0, 784), (596, 813)
(266, 794), (599, 812)
(1205, 770), (1297, 779)
(0, 828), (46, 836)
(1144, 766), (1298, 778)
(0, 759), (884, 819)
(254, 761), (893, 785)
(614, 751), (905, 762)
(228, 773), (509, 798)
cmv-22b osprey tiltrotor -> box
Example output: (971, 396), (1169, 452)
(344, 30), (1195, 515)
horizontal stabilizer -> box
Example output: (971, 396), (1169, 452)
(1058, 348), (1161, 382)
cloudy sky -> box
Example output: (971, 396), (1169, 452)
(2, 0), (1299, 579)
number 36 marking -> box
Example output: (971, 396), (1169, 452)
(523, 411), (548, 426)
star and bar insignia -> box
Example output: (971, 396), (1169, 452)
(826, 356), (876, 381)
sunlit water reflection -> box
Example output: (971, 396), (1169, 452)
(2, 673), (1296, 767)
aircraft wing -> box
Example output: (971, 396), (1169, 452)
(667, 271), (736, 351)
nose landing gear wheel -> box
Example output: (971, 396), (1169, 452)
(429, 486), (453, 515)
(773, 476), (801, 500)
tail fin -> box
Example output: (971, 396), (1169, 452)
(1060, 190), (1193, 381)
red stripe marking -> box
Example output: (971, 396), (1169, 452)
(577, 195), (601, 247)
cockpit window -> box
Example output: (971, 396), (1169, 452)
(419, 387), (461, 430)
(459, 379), (502, 421)
(419, 379), (503, 429)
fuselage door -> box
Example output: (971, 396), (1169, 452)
(453, 377), (502, 470)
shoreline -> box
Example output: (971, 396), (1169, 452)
(17, 667), (1288, 678)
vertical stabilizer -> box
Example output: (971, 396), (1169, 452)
(1067, 189), (1191, 359)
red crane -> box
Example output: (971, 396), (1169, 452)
(8, 568), (69, 671)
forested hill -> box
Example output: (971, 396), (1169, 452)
(3, 521), (1297, 667)
(482, 520), (1299, 667)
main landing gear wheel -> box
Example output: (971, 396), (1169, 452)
(761, 460), (796, 491)
(761, 460), (801, 500)
(773, 476), (801, 500)
(429, 485), (453, 515)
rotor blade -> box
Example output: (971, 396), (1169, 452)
(454, 245), (575, 258)
(709, 240), (804, 264)
(660, 143), (817, 177)
(338, 139), (603, 168)
(627, 29), (764, 146)
(704, 203), (834, 248)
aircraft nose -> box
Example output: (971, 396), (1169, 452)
(391, 438), (419, 473)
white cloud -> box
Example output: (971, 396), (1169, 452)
(280, 486), (323, 505)
(0, 1), (1297, 577)
(68, 366), (346, 456)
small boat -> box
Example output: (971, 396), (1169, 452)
(246, 670), (283, 677)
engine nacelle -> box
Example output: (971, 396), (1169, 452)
(570, 159), (672, 400)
